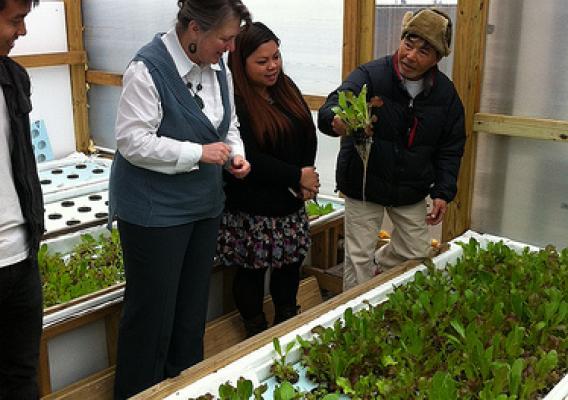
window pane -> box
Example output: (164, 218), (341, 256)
(245, 0), (344, 96)
(88, 85), (121, 150)
(82, 0), (179, 73)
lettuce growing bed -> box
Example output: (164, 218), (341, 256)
(40, 195), (345, 326)
(162, 231), (568, 400)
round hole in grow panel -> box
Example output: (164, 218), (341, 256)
(78, 206), (91, 213)
(88, 194), (102, 201)
(92, 168), (105, 174)
(75, 164), (87, 169)
(38, 140), (46, 150)
(66, 219), (81, 226)
(32, 129), (40, 138)
(61, 201), (75, 207)
(40, 179), (52, 185)
(38, 154), (46, 162)
(52, 169), (63, 175)
(105, 201), (109, 206)
(48, 213), (62, 220)
(95, 212), (108, 219)
(67, 174), (79, 179)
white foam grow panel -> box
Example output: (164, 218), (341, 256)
(163, 231), (568, 400)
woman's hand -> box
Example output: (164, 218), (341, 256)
(201, 142), (231, 165)
(228, 155), (251, 179)
(301, 188), (316, 201)
(300, 166), (320, 194)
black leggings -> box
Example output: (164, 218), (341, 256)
(232, 261), (302, 320)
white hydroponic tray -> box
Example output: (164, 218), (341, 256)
(164, 231), (568, 400)
(41, 225), (124, 328)
(39, 153), (112, 236)
(44, 190), (108, 233)
(38, 153), (111, 197)
(40, 196), (344, 328)
(307, 194), (344, 229)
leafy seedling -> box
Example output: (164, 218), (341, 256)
(270, 337), (299, 383)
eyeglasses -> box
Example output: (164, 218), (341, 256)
(186, 81), (204, 110)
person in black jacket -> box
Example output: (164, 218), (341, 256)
(0, 0), (44, 398)
(318, 8), (465, 290)
(218, 22), (319, 337)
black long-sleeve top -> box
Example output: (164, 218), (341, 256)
(223, 93), (317, 217)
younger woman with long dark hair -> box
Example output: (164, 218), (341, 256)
(218, 22), (319, 337)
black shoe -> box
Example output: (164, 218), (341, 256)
(243, 313), (268, 338)
(273, 304), (300, 325)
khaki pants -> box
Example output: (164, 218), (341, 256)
(343, 197), (431, 291)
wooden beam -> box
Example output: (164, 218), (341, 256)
(11, 51), (86, 68)
(84, 71), (326, 113)
(303, 94), (326, 111)
(358, 0), (376, 65)
(64, 0), (90, 153)
(86, 70), (123, 87)
(342, 0), (375, 79)
(41, 367), (116, 400)
(38, 337), (52, 396)
(442, 0), (489, 242)
(474, 113), (568, 142)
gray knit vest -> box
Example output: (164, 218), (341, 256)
(109, 34), (231, 227)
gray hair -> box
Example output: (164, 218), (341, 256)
(176, 0), (251, 32)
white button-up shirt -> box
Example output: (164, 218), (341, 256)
(0, 86), (29, 267)
(114, 28), (245, 175)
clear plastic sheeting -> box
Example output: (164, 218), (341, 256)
(472, 0), (568, 249)
(83, 0), (343, 96)
(244, 0), (343, 96)
(87, 85), (122, 150)
(10, 1), (67, 56)
(82, 0), (179, 73)
(480, 0), (568, 120)
(28, 66), (76, 158)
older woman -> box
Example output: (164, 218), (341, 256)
(218, 22), (318, 337)
(109, 0), (251, 397)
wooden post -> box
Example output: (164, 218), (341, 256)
(37, 336), (52, 396)
(442, 0), (489, 242)
(104, 307), (122, 366)
(63, 0), (90, 153)
(342, 0), (376, 79)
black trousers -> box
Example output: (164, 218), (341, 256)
(114, 217), (220, 400)
(0, 258), (43, 400)
(232, 261), (302, 320)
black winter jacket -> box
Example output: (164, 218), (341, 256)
(224, 90), (317, 217)
(318, 53), (465, 206)
(0, 57), (44, 260)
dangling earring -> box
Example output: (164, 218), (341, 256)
(189, 43), (197, 54)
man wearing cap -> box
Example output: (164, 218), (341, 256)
(318, 8), (465, 290)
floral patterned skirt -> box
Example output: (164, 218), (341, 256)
(217, 207), (311, 269)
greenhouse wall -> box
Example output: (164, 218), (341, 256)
(472, 0), (568, 248)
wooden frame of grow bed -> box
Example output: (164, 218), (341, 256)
(41, 275), (323, 400)
(133, 262), (419, 399)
